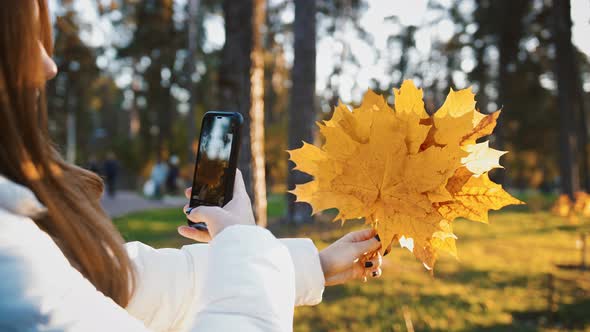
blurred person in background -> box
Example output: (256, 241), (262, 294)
(86, 154), (101, 175)
(0, 1), (385, 331)
(150, 156), (169, 199)
(104, 151), (119, 198)
(166, 155), (180, 194)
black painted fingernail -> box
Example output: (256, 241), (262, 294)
(374, 234), (381, 242)
(384, 248), (390, 256)
(364, 261), (373, 268)
(372, 271), (378, 277)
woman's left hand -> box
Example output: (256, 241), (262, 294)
(319, 228), (383, 286)
(177, 187), (213, 243)
(178, 169), (256, 242)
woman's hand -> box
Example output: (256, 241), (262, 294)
(178, 169), (255, 241)
(319, 229), (383, 286)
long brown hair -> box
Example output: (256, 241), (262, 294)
(0, 0), (134, 306)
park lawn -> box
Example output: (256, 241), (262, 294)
(114, 203), (590, 332)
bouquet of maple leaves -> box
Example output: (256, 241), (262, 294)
(288, 80), (523, 270)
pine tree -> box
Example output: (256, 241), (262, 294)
(288, 0), (317, 223)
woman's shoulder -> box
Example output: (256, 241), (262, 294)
(0, 176), (61, 258)
(0, 175), (48, 219)
(0, 207), (45, 243)
(0, 207), (74, 281)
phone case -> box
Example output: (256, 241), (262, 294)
(186, 111), (243, 229)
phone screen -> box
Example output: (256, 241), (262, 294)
(190, 115), (235, 206)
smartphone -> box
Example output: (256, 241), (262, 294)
(186, 111), (243, 230)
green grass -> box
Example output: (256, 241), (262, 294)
(114, 200), (590, 331)
(268, 192), (287, 219)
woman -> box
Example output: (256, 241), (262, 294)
(0, 1), (383, 331)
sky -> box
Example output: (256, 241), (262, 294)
(50, 0), (590, 104)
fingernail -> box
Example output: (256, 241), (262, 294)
(372, 271), (378, 277)
(364, 261), (373, 268)
(185, 207), (194, 215)
(374, 234), (381, 242)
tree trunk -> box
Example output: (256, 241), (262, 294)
(64, 75), (78, 164)
(473, 44), (489, 113)
(219, 0), (255, 203)
(552, 0), (580, 198)
(139, 91), (153, 161)
(250, 0), (267, 227)
(187, 0), (201, 162)
(495, 0), (529, 186)
(66, 85), (77, 163)
(156, 84), (173, 156)
(130, 67), (141, 139)
(575, 56), (590, 191)
(287, 0), (316, 224)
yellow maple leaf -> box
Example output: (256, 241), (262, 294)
(461, 141), (507, 177)
(405, 220), (458, 270)
(435, 172), (524, 223)
(393, 80), (431, 153)
(462, 110), (501, 145)
(432, 88), (477, 146)
(288, 80), (523, 269)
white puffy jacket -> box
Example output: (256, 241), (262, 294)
(0, 176), (325, 332)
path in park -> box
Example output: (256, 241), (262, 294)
(101, 191), (186, 218)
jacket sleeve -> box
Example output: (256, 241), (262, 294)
(124, 242), (208, 332)
(126, 238), (325, 331)
(279, 239), (325, 306)
(190, 225), (295, 332)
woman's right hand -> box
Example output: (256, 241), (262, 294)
(178, 169), (255, 241)
(319, 228), (383, 286)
